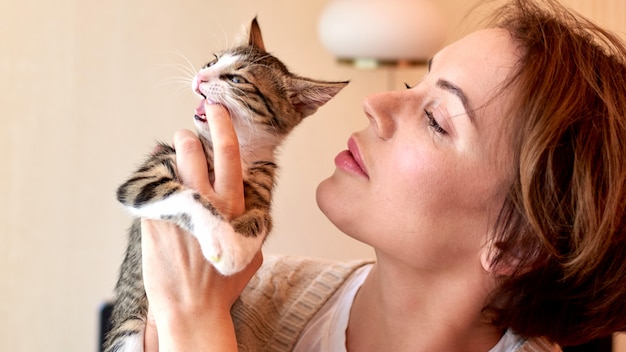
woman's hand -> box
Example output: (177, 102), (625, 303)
(142, 102), (263, 351)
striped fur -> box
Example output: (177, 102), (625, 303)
(104, 18), (347, 352)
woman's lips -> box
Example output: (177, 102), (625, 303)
(334, 137), (369, 178)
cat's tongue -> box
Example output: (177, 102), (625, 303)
(195, 99), (206, 117)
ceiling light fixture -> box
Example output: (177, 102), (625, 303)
(318, 0), (447, 68)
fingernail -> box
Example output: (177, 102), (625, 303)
(203, 101), (228, 116)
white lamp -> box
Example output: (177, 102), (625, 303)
(318, 0), (447, 68)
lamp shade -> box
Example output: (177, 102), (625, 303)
(318, 0), (447, 65)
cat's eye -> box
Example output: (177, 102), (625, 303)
(225, 74), (248, 84)
(205, 54), (219, 67)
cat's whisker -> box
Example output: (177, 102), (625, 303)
(247, 53), (273, 66)
(221, 27), (231, 51)
(159, 74), (193, 83)
(174, 53), (200, 78)
(247, 61), (275, 72)
(224, 95), (251, 123)
(157, 78), (196, 99)
(171, 87), (195, 100)
(157, 76), (193, 86)
(151, 62), (196, 99)
(205, 25), (230, 52)
(158, 62), (197, 82)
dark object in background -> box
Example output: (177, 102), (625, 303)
(99, 302), (114, 352)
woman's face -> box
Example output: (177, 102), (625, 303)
(316, 29), (520, 270)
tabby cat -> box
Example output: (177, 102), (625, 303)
(103, 18), (347, 352)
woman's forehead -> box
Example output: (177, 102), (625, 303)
(428, 28), (519, 129)
(430, 28), (519, 111)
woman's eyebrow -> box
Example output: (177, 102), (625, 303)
(428, 56), (476, 124)
(436, 78), (476, 124)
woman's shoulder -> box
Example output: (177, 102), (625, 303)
(515, 336), (561, 352)
(258, 254), (372, 282)
(492, 328), (561, 352)
(232, 255), (373, 351)
(240, 254), (373, 310)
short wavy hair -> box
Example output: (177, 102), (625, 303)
(481, 0), (626, 346)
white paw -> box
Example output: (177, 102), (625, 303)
(195, 220), (263, 276)
(116, 330), (144, 352)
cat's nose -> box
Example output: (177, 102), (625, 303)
(193, 75), (210, 90)
(192, 76), (205, 97)
(196, 70), (213, 84)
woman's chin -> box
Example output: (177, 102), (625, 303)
(316, 176), (358, 238)
(315, 175), (337, 215)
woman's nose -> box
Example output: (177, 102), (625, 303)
(363, 91), (398, 140)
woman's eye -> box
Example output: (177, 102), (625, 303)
(425, 109), (447, 135)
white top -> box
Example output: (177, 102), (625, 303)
(293, 264), (372, 351)
(292, 264), (527, 352)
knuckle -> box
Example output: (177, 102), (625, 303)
(175, 135), (203, 155)
(218, 142), (241, 160)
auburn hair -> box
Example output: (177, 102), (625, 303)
(481, 0), (626, 346)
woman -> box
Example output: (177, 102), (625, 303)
(141, 0), (626, 350)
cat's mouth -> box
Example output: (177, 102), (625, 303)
(194, 97), (218, 123)
(194, 99), (207, 123)
(194, 115), (207, 123)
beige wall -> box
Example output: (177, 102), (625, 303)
(0, 0), (623, 351)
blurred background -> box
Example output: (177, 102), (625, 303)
(0, 0), (624, 351)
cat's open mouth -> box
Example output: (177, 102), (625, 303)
(194, 98), (207, 123)
(194, 97), (218, 123)
(194, 114), (207, 123)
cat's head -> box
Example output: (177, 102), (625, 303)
(191, 18), (348, 149)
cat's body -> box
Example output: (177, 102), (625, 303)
(104, 18), (347, 352)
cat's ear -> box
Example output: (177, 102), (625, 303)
(287, 78), (349, 118)
(248, 17), (265, 51)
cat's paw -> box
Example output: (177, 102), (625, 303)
(105, 329), (145, 352)
(195, 220), (264, 276)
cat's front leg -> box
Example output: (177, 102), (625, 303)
(116, 144), (201, 235)
(127, 188), (264, 275)
(116, 144), (267, 275)
(116, 143), (183, 210)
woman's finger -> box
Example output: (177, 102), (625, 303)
(205, 102), (245, 217)
(173, 129), (212, 195)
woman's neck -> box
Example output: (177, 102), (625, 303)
(346, 255), (503, 352)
